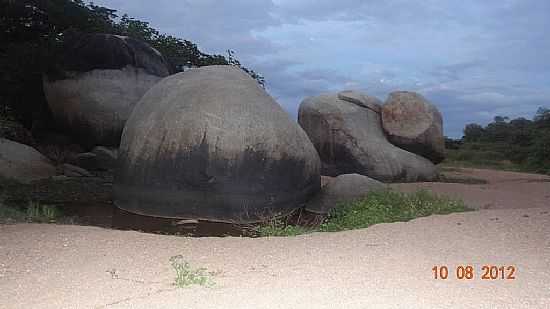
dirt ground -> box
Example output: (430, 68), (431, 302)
(1, 168), (549, 309)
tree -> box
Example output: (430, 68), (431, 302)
(534, 107), (550, 129)
(0, 0), (265, 128)
(114, 15), (265, 86)
(458, 108), (550, 174)
(463, 123), (484, 142)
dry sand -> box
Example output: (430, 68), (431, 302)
(1, 168), (549, 309)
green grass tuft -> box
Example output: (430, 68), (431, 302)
(319, 189), (471, 232)
(25, 201), (61, 223)
(170, 255), (215, 288)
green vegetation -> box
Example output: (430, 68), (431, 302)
(1, 0), (264, 129)
(0, 201), (26, 224)
(169, 255), (215, 288)
(0, 199), (61, 224)
(319, 190), (470, 232)
(25, 201), (61, 223)
(255, 220), (314, 237)
(444, 108), (550, 174)
(257, 190), (471, 237)
(443, 144), (522, 172)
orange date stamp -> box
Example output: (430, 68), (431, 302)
(432, 265), (516, 280)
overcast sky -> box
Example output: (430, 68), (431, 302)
(95, 0), (549, 137)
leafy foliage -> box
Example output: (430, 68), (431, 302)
(457, 108), (550, 174)
(0, 0), (264, 129)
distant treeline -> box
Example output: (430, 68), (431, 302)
(446, 108), (550, 174)
(0, 0), (264, 129)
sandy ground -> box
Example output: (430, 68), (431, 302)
(1, 168), (549, 309)
(392, 168), (550, 210)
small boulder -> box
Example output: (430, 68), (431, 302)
(0, 117), (35, 146)
(71, 152), (98, 170)
(321, 175), (335, 188)
(0, 138), (56, 183)
(298, 92), (437, 182)
(306, 174), (386, 214)
(91, 146), (118, 170)
(60, 163), (93, 177)
(381, 91), (445, 163)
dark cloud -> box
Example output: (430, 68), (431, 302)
(95, 0), (550, 137)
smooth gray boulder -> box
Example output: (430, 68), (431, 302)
(382, 91), (445, 163)
(306, 174), (386, 214)
(43, 33), (170, 148)
(115, 65), (321, 223)
(298, 92), (437, 182)
(0, 138), (56, 183)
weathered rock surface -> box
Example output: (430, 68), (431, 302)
(306, 174), (386, 214)
(298, 93), (437, 182)
(92, 146), (118, 170)
(71, 152), (98, 171)
(60, 163), (93, 177)
(382, 91), (445, 163)
(71, 147), (118, 171)
(43, 33), (170, 147)
(337, 90), (382, 113)
(0, 117), (35, 146)
(0, 138), (56, 183)
(115, 65), (321, 223)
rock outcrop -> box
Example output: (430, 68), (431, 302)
(43, 33), (170, 148)
(298, 91), (437, 182)
(0, 138), (56, 183)
(115, 65), (321, 223)
(306, 173), (386, 214)
(381, 91), (445, 163)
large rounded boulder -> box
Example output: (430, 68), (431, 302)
(382, 91), (445, 163)
(43, 33), (170, 148)
(298, 91), (437, 182)
(114, 65), (321, 223)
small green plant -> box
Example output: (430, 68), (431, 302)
(26, 201), (61, 223)
(170, 255), (214, 288)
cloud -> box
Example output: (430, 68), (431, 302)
(95, 0), (550, 138)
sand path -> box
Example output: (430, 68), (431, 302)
(1, 168), (549, 308)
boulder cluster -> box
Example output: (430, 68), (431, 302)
(0, 33), (446, 223)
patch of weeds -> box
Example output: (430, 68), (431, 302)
(255, 219), (313, 237)
(319, 189), (471, 232)
(0, 202), (26, 224)
(253, 190), (471, 236)
(26, 201), (61, 223)
(170, 255), (215, 288)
